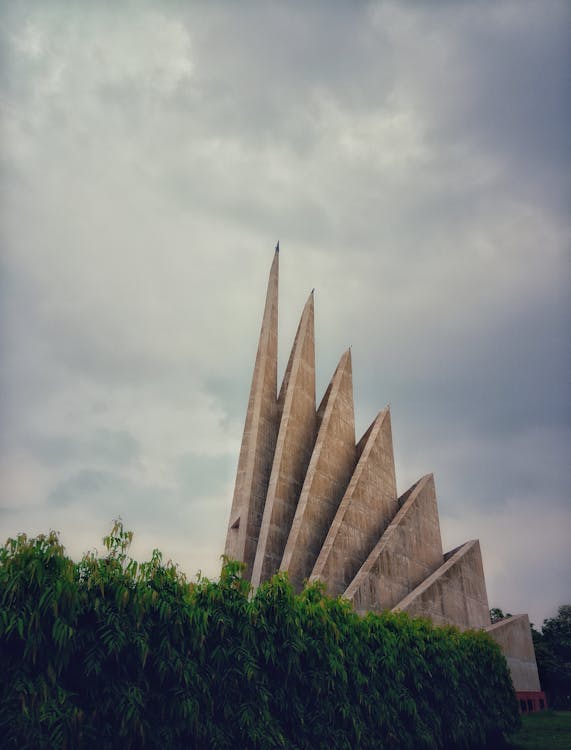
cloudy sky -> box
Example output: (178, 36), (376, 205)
(1, 0), (569, 626)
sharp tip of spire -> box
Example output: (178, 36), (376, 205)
(303, 289), (315, 312)
(275, 240), (280, 253)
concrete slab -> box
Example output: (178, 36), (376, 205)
(485, 615), (541, 692)
(280, 349), (356, 591)
(224, 250), (279, 579)
(344, 474), (443, 613)
(251, 292), (317, 586)
(392, 539), (491, 630)
(310, 408), (398, 596)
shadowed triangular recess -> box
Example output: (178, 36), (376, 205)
(251, 292), (317, 587)
(224, 250), (279, 580)
(310, 407), (398, 596)
(280, 349), (356, 591)
(344, 474), (443, 613)
(392, 539), (491, 630)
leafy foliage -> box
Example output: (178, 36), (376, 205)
(1, 523), (519, 749)
(490, 608), (513, 624)
(532, 606), (571, 709)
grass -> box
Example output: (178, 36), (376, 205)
(504, 711), (571, 750)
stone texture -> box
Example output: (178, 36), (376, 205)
(344, 474), (443, 612)
(485, 615), (541, 692)
(280, 349), (356, 591)
(251, 292), (316, 587)
(223, 250), (279, 580)
(310, 408), (398, 596)
(392, 539), (491, 630)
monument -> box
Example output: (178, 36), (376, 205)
(224, 247), (545, 712)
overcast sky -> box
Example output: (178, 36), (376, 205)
(1, 0), (569, 627)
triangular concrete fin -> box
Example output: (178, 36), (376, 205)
(277, 289), (313, 408)
(485, 615), (542, 692)
(310, 407), (398, 596)
(391, 539), (491, 630)
(280, 349), (356, 591)
(224, 250), (280, 579)
(251, 292), (317, 586)
(344, 474), (443, 612)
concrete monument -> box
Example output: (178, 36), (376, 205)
(224, 247), (544, 710)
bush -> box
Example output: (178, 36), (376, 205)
(0, 523), (519, 749)
(532, 606), (571, 709)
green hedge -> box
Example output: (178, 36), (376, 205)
(0, 522), (519, 749)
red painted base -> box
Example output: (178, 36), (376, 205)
(516, 691), (547, 713)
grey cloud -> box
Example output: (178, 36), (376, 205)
(0, 0), (568, 623)
(46, 467), (189, 534)
(176, 452), (234, 498)
(48, 468), (129, 507)
(89, 429), (140, 463)
(27, 429), (140, 466)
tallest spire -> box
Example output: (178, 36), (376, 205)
(224, 248), (279, 579)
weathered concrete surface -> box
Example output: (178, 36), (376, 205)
(224, 250), (279, 580)
(485, 615), (541, 692)
(251, 292), (316, 587)
(343, 474), (443, 613)
(392, 539), (491, 630)
(281, 349), (356, 591)
(310, 408), (398, 596)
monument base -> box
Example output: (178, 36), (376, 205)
(516, 691), (547, 713)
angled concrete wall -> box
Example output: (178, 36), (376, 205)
(224, 250), (279, 579)
(281, 350), (356, 591)
(251, 293), (317, 586)
(344, 474), (443, 613)
(392, 539), (491, 630)
(310, 408), (398, 596)
(485, 615), (541, 692)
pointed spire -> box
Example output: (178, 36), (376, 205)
(281, 349), (356, 591)
(224, 249), (279, 579)
(251, 291), (317, 587)
(310, 407), (398, 596)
